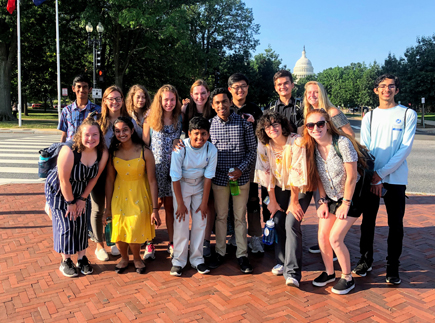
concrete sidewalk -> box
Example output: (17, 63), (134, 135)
(1, 183), (435, 322)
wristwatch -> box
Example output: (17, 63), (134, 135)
(317, 197), (328, 205)
(65, 200), (76, 205)
(78, 196), (87, 201)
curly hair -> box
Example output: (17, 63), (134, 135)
(72, 116), (105, 153)
(125, 84), (152, 126)
(99, 85), (129, 135)
(147, 84), (181, 132)
(108, 116), (145, 154)
(256, 111), (294, 145)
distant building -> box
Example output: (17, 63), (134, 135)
(293, 46), (315, 83)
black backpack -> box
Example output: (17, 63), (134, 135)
(331, 135), (375, 197)
(38, 141), (80, 178)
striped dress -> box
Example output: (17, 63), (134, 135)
(45, 147), (100, 254)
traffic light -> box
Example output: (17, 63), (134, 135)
(98, 70), (104, 82)
(96, 49), (102, 68)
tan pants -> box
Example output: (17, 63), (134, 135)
(212, 182), (250, 258)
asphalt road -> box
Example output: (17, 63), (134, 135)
(1, 125), (434, 194)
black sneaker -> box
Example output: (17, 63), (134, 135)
(309, 244), (320, 254)
(170, 266), (183, 277)
(352, 258), (372, 277)
(193, 263), (210, 274)
(386, 265), (401, 285)
(208, 253), (225, 269)
(237, 256), (253, 274)
(59, 258), (78, 278)
(76, 255), (93, 275)
(331, 278), (355, 295)
(312, 272), (336, 287)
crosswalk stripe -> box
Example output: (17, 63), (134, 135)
(0, 143), (49, 148)
(0, 153), (39, 158)
(0, 167), (38, 174)
(0, 178), (45, 185)
(0, 159), (37, 164)
(0, 149), (40, 153)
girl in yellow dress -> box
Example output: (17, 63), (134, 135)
(104, 116), (161, 274)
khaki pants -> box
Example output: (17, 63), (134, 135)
(212, 182), (250, 258)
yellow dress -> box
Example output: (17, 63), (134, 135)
(111, 149), (155, 244)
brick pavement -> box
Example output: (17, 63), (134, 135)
(1, 183), (434, 322)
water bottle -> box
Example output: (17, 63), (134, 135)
(228, 168), (240, 196)
(262, 219), (276, 246)
(38, 150), (50, 178)
(105, 218), (115, 246)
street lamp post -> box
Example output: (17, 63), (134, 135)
(85, 22), (104, 92)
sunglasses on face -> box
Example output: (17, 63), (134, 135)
(306, 120), (326, 130)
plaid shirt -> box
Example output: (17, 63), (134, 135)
(209, 112), (256, 186)
(58, 100), (101, 141)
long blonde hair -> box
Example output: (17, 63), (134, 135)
(99, 85), (129, 135)
(303, 81), (336, 118)
(125, 84), (152, 126)
(147, 84), (181, 132)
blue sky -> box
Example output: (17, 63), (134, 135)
(244, 0), (435, 73)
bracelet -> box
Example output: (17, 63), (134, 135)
(153, 208), (159, 210)
(78, 196), (87, 201)
(65, 200), (76, 205)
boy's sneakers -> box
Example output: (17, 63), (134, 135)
(249, 236), (264, 253)
(227, 234), (237, 247)
(203, 240), (211, 258)
(386, 265), (401, 285)
(331, 278), (355, 295)
(59, 258), (78, 278)
(209, 253), (225, 269)
(76, 256), (93, 275)
(285, 277), (300, 288)
(312, 272), (336, 287)
(271, 264), (284, 276)
(237, 256), (253, 274)
(111, 245), (120, 256)
(170, 266), (183, 277)
(352, 258), (372, 277)
(309, 244), (321, 254)
(167, 243), (174, 258)
(144, 243), (155, 260)
(193, 263), (210, 274)
(95, 247), (109, 261)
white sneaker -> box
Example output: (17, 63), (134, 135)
(271, 264), (284, 276)
(144, 243), (155, 260)
(111, 245), (120, 256)
(249, 236), (264, 253)
(227, 234), (237, 247)
(286, 277), (300, 288)
(95, 248), (109, 261)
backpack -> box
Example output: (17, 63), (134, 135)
(38, 141), (80, 178)
(331, 135), (375, 197)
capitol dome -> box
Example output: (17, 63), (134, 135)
(293, 46), (315, 82)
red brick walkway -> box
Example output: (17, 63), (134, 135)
(1, 184), (434, 322)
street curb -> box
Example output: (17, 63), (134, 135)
(0, 129), (61, 135)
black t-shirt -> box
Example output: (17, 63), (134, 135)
(264, 97), (303, 132)
(230, 101), (263, 136)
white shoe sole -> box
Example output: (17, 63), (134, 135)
(352, 266), (372, 277)
(312, 278), (335, 287)
(59, 265), (78, 278)
(95, 249), (109, 262)
(170, 271), (182, 277)
(331, 283), (355, 295)
(286, 278), (300, 288)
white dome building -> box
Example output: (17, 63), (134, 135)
(293, 46), (315, 82)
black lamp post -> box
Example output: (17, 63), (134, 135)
(85, 22), (104, 90)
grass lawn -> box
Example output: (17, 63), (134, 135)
(0, 119), (58, 129)
(418, 113), (435, 121)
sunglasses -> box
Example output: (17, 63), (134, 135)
(306, 120), (326, 130)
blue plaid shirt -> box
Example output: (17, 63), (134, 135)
(58, 100), (101, 141)
(209, 112), (257, 186)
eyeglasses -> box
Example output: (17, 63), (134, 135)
(377, 84), (396, 89)
(306, 120), (326, 130)
(106, 97), (123, 103)
(231, 85), (248, 91)
(265, 123), (280, 131)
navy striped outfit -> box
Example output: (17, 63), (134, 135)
(45, 147), (100, 254)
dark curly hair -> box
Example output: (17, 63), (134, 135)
(108, 116), (145, 154)
(256, 111), (294, 145)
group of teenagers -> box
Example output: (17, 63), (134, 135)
(45, 70), (417, 296)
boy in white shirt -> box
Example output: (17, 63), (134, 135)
(169, 116), (218, 276)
